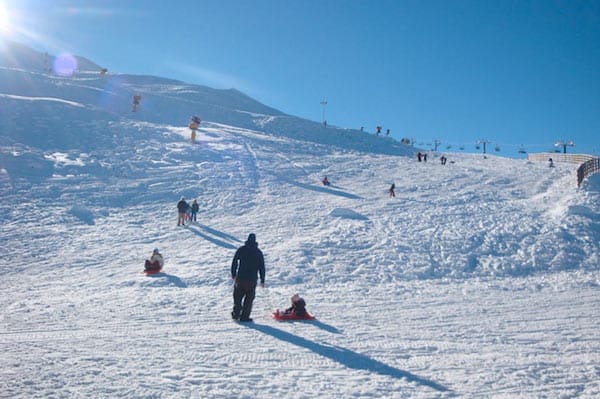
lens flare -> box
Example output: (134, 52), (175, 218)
(0, 2), (11, 33)
(53, 53), (78, 76)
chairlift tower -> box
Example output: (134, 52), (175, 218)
(477, 139), (492, 154)
(433, 139), (441, 152)
(320, 99), (328, 126)
(554, 140), (575, 154)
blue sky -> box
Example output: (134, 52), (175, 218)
(2, 0), (599, 156)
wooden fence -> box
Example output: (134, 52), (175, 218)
(577, 157), (600, 187)
(527, 152), (596, 164)
(528, 152), (600, 187)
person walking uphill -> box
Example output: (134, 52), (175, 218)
(231, 233), (265, 322)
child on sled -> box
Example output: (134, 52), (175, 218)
(284, 294), (307, 317)
(144, 248), (164, 272)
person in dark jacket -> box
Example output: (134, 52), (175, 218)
(177, 197), (188, 226)
(190, 199), (199, 222)
(231, 233), (265, 322)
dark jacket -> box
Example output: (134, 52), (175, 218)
(231, 239), (265, 284)
(286, 299), (307, 315)
(191, 202), (199, 212)
(177, 199), (188, 213)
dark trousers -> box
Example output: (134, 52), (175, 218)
(233, 279), (257, 319)
(145, 260), (161, 271)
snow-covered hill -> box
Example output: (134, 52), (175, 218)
(1, 42), (599, 398)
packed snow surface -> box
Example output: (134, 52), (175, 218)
(1, 43), (599, 398)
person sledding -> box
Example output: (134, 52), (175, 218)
(144, 248), (164, 274)
(321, 176), (331, 186)
(273, 293), (315, 320)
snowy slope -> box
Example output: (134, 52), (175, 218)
(1, 42), (600, 398)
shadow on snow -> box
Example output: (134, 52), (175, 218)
(145, 272), (187, 288)
(284, 179), (363, 200)
(185, 224), (239, 249)
(246, 323), (450, 393)
(275, 319), (342, 334)
(196, 223), (242, 243)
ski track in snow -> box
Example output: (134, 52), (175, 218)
(1, 53), (600, 398)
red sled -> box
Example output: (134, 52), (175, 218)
(144, 268), (162, 275)
(272, 309), (316, 321)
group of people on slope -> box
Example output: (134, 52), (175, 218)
(145, 231), (305, 322)
(177, 197), (200, 226)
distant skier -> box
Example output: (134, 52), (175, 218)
(389, 183), (396, 198)
(177, 197), (188, 226)
(189, 116), (201, 143)
(322, 176), (331, 186)
(144, 248), (164, 272)
(417, 152), (422, 162)
(190, 199), (199, 222)
(132, 95), (142, 112)
(231, 233), (265, 322)
(440, 155), (447, 165)
(549, 158), (554, 168)
(376, 126), (382, 136)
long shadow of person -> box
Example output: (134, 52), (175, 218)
(244, 323), (451, 393)
(306, 319), (342, 334)
(186, 225), (237, 249)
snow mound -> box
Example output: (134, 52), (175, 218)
(328, 207), (369, 220)
(68, 205), (95, 225)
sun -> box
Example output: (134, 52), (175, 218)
(0, 2), (11, 34)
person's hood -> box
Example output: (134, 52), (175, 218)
(245, 233), (257, 247)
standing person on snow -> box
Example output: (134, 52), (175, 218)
(177, 197), (188, 226)
(190, 199), (199, 222)
(389, 183), (396, 197)
(231, 233), (265, 322)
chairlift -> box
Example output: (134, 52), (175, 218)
(459, 146), (464, 150)
(518, 146), (526, 154)
(446, 145), (452, 149)
(475, 145), (480, 150)
(495, 145), (500, 152)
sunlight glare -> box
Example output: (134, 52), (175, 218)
(0, 2), (11, 34)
